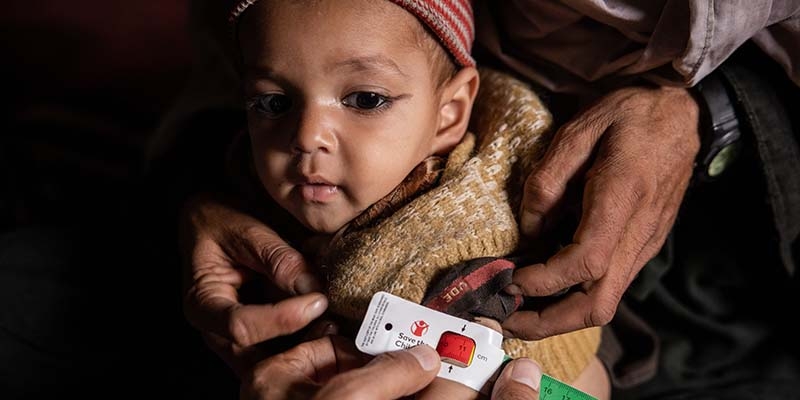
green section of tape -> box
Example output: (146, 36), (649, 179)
(539, 374), (597, 400)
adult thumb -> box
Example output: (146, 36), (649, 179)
(492, 358), (541, 400)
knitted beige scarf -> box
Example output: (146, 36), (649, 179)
(319, 68), (601, 383)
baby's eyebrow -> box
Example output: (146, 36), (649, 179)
(242, 66), (284, 85)
(330, 55), (408, 78)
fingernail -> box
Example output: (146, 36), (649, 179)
(304, 295), (328, 318)
(520, 210), (542, 237)
(408, 345), (439, 371)
(505, 284), (523, 296)
(295, 273), (322, 294)
(510, 358), (541, 390)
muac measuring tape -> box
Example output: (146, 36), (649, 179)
(356, 291), (597, 398)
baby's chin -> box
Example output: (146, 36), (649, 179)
(298, 213), (351, 235)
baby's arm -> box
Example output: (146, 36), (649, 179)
(573, 356), (611, 400)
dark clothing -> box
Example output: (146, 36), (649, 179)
(606, 45), (800, 399)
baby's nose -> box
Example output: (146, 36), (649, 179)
(292, 105), (337, 154)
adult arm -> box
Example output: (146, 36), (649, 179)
(471, 0), (800, 340)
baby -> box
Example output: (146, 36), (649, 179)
(227, 0), (609, 398)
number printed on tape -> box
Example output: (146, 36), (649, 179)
(540, 373), (598, 400)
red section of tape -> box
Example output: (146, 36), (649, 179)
(436, 331), (476, 368)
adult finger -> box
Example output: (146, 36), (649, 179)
(491, 358), (542, 400)
(504, 201), (662, 340)
(519, 108), (610, 238)
(313, 345), (441, 400)
(510, 154), (644, 298)
(185, 290), (328, 347)
(185, 195), (322, 295)
(502, 273), (621, 340)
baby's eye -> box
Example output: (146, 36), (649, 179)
(342, 92), (389, 110)
(248, 94), (293, 117)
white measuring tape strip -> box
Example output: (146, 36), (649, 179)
(356, 291), (598, 399)
(356, 291), (507, 393)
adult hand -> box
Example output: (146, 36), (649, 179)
(180, 194), (327, 376)
(505, 85), (701, 340)
(240, 336), (542, 400)
(240, 337), (437, 400)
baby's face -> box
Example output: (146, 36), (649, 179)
(240, 0), (456, 233)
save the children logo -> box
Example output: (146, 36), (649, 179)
(410, 320), (429, 336)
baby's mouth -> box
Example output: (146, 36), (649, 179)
(299, 181), (339, 203)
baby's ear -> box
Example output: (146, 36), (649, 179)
(432, 67), (480, 155)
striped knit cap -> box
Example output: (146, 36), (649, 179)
(228, 0), (475, 68)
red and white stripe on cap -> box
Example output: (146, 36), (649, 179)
(228, 0), (475, 68)
(386, 0), (475, 68)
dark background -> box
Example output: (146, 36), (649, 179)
(1, 2), (238, 398)
(1, 1), (188, 228)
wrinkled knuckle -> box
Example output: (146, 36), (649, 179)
(246, 366), (283, 399)
(580, 250), (608, 282)
(505, 317), (546, 341)
(629, 174), (653, 204)
(588, 301), (616, 327)
(241, 221), (270, 238)
(530, 326), (555, 341)
(193, 268), (221, 287)
(547, 278), (571, 296)
(639, 219), (660, 246)
(503, 326), (523, 340)
(265, 246), (301, 279)
(525, 170), (560, 205)
(530, 275), (568, 297)
(284, 356), (309, 374)
(247, 362), (271, 388)
(608, 174), (650, 213)
(228, 310), (254, 347)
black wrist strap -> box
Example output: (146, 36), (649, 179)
(692, 71), (743, 183)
